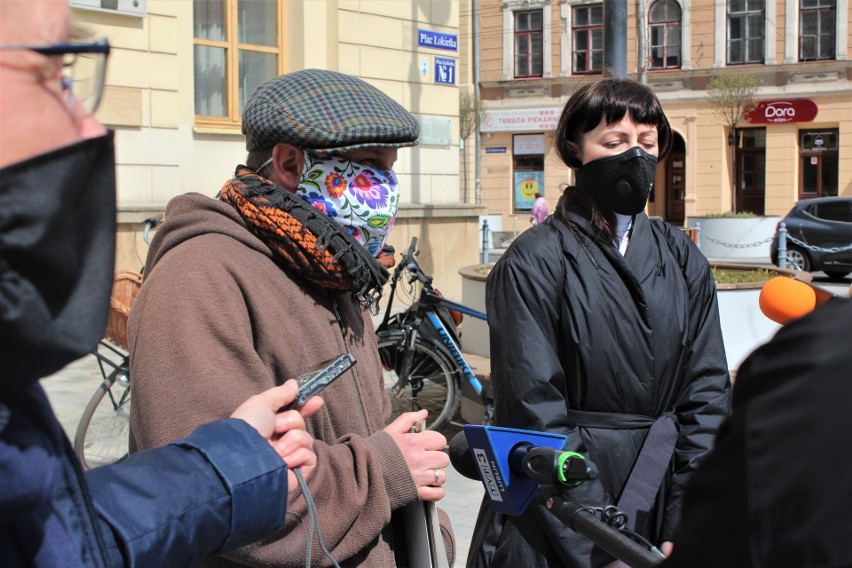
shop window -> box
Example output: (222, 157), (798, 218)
(799, 129), (839, 198)
(513, 134), (545, 213)
(193, 0), (284, 129)
(800, 0), (836, 61)
(572, 4), (603, 74)
(727, 0), (764, 65)
(649, 0), (682, 69)
(515, 10), (543, 78)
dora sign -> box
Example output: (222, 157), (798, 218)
(747, 99), (818, 124)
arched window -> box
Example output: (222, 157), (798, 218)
(649, 0), (682, 69)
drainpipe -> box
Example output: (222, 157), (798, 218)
(637, 0), (647, 83)
(473, 0), (482, 204)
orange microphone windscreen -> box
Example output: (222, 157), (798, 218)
(759, 277), (817, 325)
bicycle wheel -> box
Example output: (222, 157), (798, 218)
(74, 366), (131, 470)
(376, 330), (461, 432)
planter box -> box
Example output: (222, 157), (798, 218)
(458, 265), (490, 358)
(687, 216), (780, 263)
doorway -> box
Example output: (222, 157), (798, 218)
(735, 128), (766, 215)
(799, 129), (839, 198)
(664, 133), (686, 226)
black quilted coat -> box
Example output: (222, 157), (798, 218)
(468, 210), (732, 567)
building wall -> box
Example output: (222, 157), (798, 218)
(72, 0), (484, 301)
(476, 0), (852, 234)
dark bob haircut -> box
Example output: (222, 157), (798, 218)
(554, 78), (673, 169)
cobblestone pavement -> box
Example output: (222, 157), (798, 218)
(41, 353), (484, 566)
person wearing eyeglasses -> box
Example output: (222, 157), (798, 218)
(0, 2), (324, 567)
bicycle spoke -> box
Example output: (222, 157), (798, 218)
(75, 374), (131, 469)
(378, 332), (460, 432)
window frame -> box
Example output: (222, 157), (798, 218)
(799, 0), (836, 61)
(514, 9), (544, 78)
(727, 0), (765, 65)
(571, 4), (604, 75)
(193, 0), (287, 130)
(648, 0), (682, 70)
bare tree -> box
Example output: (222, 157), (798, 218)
(459, 91), (486, 203)
(706, 72), (761, 212)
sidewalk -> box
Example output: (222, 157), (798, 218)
(40, 352), (486, 566)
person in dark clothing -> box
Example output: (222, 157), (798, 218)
(0, 2), (321, 566)
(664, 295), (852, 568)
(467, 77), (731, 567)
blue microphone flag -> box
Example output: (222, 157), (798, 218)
(463, 424), (568, 516)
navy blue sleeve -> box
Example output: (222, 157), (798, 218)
(86, 418), (288, 568)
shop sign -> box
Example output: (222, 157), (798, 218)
(747, 99), (817, 124)
(513, 134), (545, 155)
(481, 108), (560, 132)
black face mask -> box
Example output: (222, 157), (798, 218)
(0, 133), (116, 400)
(574, 146), (658, 215)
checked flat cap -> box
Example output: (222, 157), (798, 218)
(242, 69), (419, 153)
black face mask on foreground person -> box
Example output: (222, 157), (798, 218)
(0, 132), (116, 398)
(575, 146), (658, 215)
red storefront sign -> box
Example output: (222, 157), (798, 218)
(747, 99), (818, 124)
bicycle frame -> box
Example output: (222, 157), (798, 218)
(378, 237), (493, 423)
(420, 292), (488, 399)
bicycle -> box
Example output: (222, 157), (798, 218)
(74, 216), (158, 470)
(375, 237), (493, 432)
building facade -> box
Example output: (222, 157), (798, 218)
(73, 0), (482, 300)
(472, 0), (851, 231)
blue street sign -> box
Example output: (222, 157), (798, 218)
(418, 29), (458, 52)
(434, 57), (456, 85)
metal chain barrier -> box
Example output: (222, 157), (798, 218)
(701, 234), (775, 249)
(786, 233), (852, 254)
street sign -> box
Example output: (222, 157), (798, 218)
(418, 29), (458, 52)
(434, 57), (456, 85)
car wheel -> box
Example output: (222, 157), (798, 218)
(824, 270), (850, 280)
(785, 245), (811, 273)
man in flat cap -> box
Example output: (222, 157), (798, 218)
(128, 69), (454, 567)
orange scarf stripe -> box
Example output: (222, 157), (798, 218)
(220, 181), (351, 289)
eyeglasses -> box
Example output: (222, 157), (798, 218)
(0, 39), (110, 115)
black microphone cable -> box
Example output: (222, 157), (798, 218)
(293, 467), (340, 568)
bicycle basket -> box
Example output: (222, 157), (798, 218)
(104, 270), (143, 350)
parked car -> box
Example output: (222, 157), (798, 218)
(770, 196), (852, 279)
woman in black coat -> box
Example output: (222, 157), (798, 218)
(467, 78), (732, 568)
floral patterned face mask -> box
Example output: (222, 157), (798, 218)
(295, 151), (399, 257)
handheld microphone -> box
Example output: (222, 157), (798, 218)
(451, 427), (663, 568)
(448, 425), (595, 516)
(759, 276), (835, 324)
